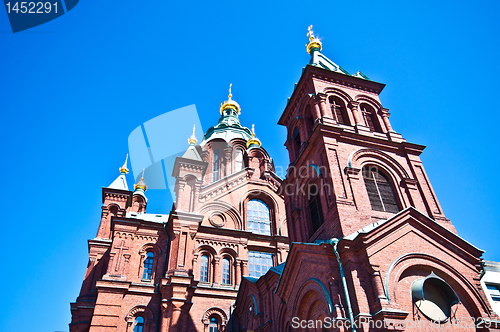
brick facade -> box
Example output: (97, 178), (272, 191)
(70, 98), (289, 331)
(232, 31), (499, 331)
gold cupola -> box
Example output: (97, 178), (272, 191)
(306, 25), (322, 54)
(246, 124), (262, 148)
(134, 169), (147, 192)
(119, 154), (129, 174)
(188, 124), (198, 146)
(220, 83), (241, 114)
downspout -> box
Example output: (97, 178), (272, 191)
(156, 222), (170, 332)
(327, 238), (356, 332)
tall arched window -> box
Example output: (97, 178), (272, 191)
(329, 96), (349, 125)
(200, 255), (209, 282)
(209, 317), (218, 332)
(362, 166), (400, 213)
(247, 199), (271, 235)
(308, 183), (324, 234)
(213, 149), (220, 182)
(235, 148), (244, 172)
(304, 105), (314, 137)
(142, 252), (154, 280)
(293, 127), (301, 158)
(133, 316), (144, 332)
(361, 104), (382, 132)
(222, 258), (230, 285)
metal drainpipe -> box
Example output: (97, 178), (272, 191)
(156, 222), (170, 332)
(327, 238), (356, 332)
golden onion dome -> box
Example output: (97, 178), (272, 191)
(246, 124), (262, 148)
(134, 169), (147, 192)
(220, 83), (241, 114)
(306, 25), (322, 54)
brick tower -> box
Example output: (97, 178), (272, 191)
(70, 88), (289, 331)
(233, 26), (499, 331)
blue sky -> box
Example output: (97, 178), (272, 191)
(1, 1), (499, 331)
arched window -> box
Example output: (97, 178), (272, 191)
(247, 199), (271, 235)
(222, 258), (230, 285)
(308, 183), (324, 234)
(304, 104), (314, 137)
(213, 149), (220, 182)
(200, 255), (209, 283)
(361, 104), (382, 132)
(362, 166), (400, 213)
(133, 316), (144, 332)
(293, 127), (301, 147)
(235, 148), (244, 172)
(329, 96), (349, 125)
(209, 317), (218, 332)
(142, 252), (154, 280)
(293, 127), (301, 158)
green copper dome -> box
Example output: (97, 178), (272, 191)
(202, 107), (252, 144)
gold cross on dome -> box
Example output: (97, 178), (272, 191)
(228, 83), (232, 99)
(307, 25), (315, 40)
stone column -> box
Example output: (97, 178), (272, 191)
(313, 100), (322, 123)
(235, 259), (242, 285)
(242, 260), (249, 277)
(380, 108), (394, 132)
(349, 101), (363, 126)
(317, 93), (333, 119)
(224, 147), (233, 176)
(213, 255), (221, 285)
(370, 266), (387, 301)
(192, 181), (202, 213)
(176, 181), (186, 211)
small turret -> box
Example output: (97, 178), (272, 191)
(108, 154), (129, 190)
(246, 124), (262, 149)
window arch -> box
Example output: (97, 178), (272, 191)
(235, 148), (244, 172)
(142, 252), (154, 280)
(200, 255), (209, 283)
(360, 103), (382, 132)
(133, 316), (144, 332)
(222, 257), (231, 285)
(329, 96), (349, 125)
(247, 199), (271, 235)
(304, 104), (314, 137)
(292, 127), (301, 159)
(213, 149), (220, 182)
(308, 183), (324, 234)
(362, 166), (400, 213)
(209, 317), (219, 332)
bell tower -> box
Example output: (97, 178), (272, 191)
(279, 26), (453, 243)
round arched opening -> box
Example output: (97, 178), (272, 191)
(411, 272), (459, 322)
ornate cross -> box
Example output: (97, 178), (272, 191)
(113, 240), (130, 272)
(307, 25), (315, 40)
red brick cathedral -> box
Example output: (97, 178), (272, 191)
(71, 27), (499, 332)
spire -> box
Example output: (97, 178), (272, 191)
(306, 25), (322, 54)
(246, 124), (262, 148)
(305, 25), (351, 76)
(188, 124), (198, 146)
(219, 83), (241, 114)
(108, 155), (129, 190)
(134, 168), (147, 192)
(183, 124), (203, 161)
(119, 154), (129, 174)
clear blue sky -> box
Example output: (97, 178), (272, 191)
(1, 1), (499, 331)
